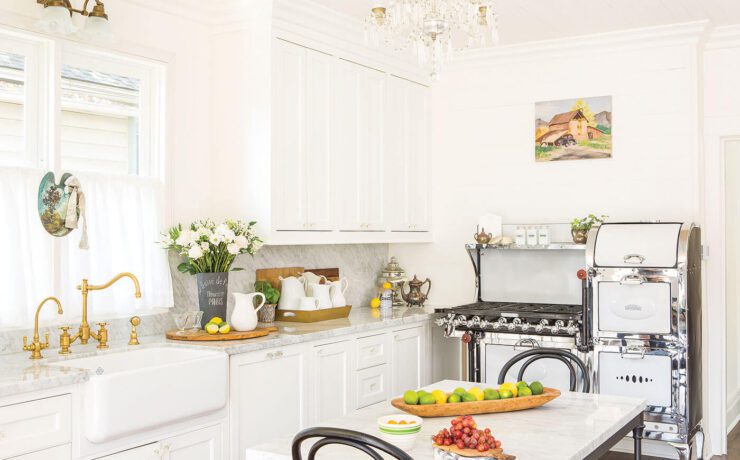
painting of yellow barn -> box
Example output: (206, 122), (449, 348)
(535, 96), (612, 162)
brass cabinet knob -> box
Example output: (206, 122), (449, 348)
(129, 316), (141, 345)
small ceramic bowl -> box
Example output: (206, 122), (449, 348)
(377, 414), (423, 451)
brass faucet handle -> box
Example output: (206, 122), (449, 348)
(22, 336), (29, 350)
(128, 316), (141, 345)
(96, 323), (109, 349)
(59, 327), (72, 355)
(42, 332), (50, 350)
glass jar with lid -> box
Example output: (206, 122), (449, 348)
(377, 257), (407, 307)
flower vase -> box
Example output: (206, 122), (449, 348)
(571, 229), (588, 244)
(196, 272), (229, 327)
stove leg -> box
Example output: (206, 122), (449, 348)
(669, 442), (690, 460)
(692, 428), (705, 460)
(632, 425), (644, 460)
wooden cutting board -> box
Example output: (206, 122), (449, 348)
(166, 326), (278, 341)
(255, 267), (304, 290)
(391, 388), (560, 417)
(305, 268), (340, 282)
(434, 444), (516, 460)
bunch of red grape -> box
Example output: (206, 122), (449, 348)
(432, 415), (502, 452)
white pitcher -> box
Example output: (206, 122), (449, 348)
(329, 278), (349, 307)
(278, 275), (307, 309)
(230, 292), (266, 332)
(307, 283), (332, 309)
(303, 272), (327, 286)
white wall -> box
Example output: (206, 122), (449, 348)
(725, 141), (740, 431)
(0, 0), (213, 223)
(391, 26), (702, 307)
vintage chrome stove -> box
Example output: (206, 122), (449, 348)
(586, 222), (704, 459)
(436, 240), (591, 386)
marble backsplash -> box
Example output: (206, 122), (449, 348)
(0, 244), (389, 355)
(170, 243), (389, 318)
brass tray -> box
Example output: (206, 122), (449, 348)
(275, 306), (352, 323)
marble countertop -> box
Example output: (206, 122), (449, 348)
(0, 307), (434, 399)
(246, 379), (647, 460)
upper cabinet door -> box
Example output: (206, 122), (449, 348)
(272, 40), (333, 231)
(386, 76), (430, 232)
(335, 60), (385, 232)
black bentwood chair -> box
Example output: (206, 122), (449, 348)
(497, 348), (591, 393)
(291, 427), (413, 460)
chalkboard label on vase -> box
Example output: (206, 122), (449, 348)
(196, 272), (229, 327)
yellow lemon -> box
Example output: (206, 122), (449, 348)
(209, 316), (223, 324)
(218, 322), (231, 334)
(499, 382), (518, 398)
(468, 386), (485, 401)
(370, 297), (381, 308)
(382, 282), (392, 289)
(205, 323), (219, 335)
(432, 390), (448, 405)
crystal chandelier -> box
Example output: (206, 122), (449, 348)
(365, 0), (499, 79)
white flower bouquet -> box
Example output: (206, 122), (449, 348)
(162, 219), (262, 274)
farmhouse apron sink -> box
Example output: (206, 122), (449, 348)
(50, 346), (228, 443)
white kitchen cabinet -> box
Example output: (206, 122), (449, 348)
(334, 60), (386, 232)
(391, 326), (424, 395)
(310, 341), (352, 424)
(0, 394), (71, 459)
(272, 39), (333, 231)
(161, 424), (223, 460)
(94, 443), (159, 460)
(355, 364), (390, 409)
(386, 76), (431, 232)
(10, 445), (71, 460)
(229, 344), (308, 460)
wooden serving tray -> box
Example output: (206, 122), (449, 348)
(276, 306), (352, 323)
(434, 444), (515, 460)
(391, 388), (560, 417)
(166, 326), (278, 341)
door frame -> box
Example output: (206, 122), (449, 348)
(703, 119), (740, 454)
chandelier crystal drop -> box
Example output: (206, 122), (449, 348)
(365, 0), (499, 80)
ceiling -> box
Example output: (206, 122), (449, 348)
(314, 0), (740, 45)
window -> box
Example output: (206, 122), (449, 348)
(0, 31), (171, 328)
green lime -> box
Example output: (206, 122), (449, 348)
(419, 394), (437, 405)
(417, 390), (430, 399)
(483, 388), (500, 400)
(453, 387), (467, 397)
(499, 389), (513, 399)
(461, 392), (477, 403)
(403, 390), (419, 405)
(447, 393), (462, 403)
(530, 381), (544, 395)
(518, 387), (533, 397)
(516, 381), (529, 389)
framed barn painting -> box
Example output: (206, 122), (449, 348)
(535, 96), (612, 162)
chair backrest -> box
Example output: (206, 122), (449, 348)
(291, 427), (413, 460)
(496, 348), (591, 393)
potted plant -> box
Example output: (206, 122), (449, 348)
(254, 280), (280, 324)
(570, 214), (606, 244)
(162, 219), (262, 327)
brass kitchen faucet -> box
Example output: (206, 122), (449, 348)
(60, 272), (141, 353)
(23, 297), (64, 359)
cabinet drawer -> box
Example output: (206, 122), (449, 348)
(0, 394), (71, 459)
(355, 364), (389, 409)
(355, 333), (389, 370)
(9, 444), (71, 460)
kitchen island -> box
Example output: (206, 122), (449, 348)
(245, 380), (646, 460)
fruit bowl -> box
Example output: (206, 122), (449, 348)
(391, 388), (560, 418)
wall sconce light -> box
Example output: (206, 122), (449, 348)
(35, 0), (113, 41)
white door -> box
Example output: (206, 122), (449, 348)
(229, 345), (308, 460)
(12, 445), (72, 460)
(310, 341), (352, 424)
(386, 76), (430, 232)
(391, 327), (423, 395)
(161, 424), (223, 460)
(94, 443), (159, 459)
(335, 60), (385, 231)
(272, 39), (333, 231)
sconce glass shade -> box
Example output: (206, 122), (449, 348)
(35, 5), (77, 35)
(77, 16), (114, 42)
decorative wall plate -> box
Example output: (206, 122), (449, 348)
(37, 172), (75, 237)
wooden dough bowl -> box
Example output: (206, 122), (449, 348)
(391, 388), (560, 417)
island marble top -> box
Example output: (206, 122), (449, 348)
(0, 307), (433, 398)
(245, 380), (647, 460)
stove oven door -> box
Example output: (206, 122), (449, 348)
(482, 340), (587, 392)
(596, 277), (675, 336)
(595, 345), (678, 413)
